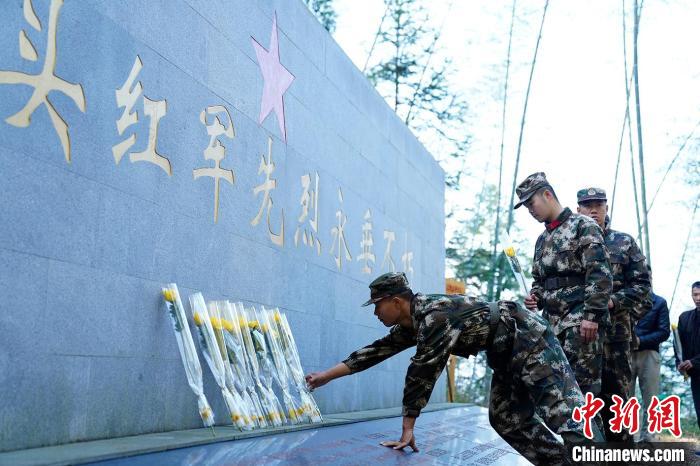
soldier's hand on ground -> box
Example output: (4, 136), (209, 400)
(580, 320), (598, 343)
(305, 371), (329, 390)
(524, 294), (539, 310)
(381, 428), (419, 452)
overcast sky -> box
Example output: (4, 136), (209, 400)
(330, 0), (699, 321)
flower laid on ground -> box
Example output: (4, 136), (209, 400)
(274, 310), (323, 423)
(222, 301), (268, 427)
(259, 306), (305, 424)
(237, 305), (285, 427)
(161, 284), (215, 430)
(164, 287), (321, 431)
(221, 301), (267, 428)
(189, 293), (250, 430)
(209, 300), (254, 430)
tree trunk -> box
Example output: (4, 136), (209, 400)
(633, 0), (651, 265)
(498, 0), (549, 298)
(488, 0), (517, 301)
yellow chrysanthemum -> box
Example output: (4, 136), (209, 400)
(671, 323), (678, 331)
(261, 323), (269, 332)
(273, 312), (281, 323)
(200, 408), (212, 420)
(504, 246), (516, 257)
(193, 312), (203, 326)
(210, 316), (223, 330)
(162, 289), (175, 302)
(222, 319), (234, 332)
(248, 320), (259, 329)
(231, 414), (241, 423)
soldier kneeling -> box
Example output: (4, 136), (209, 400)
(306, 272), (604, 465)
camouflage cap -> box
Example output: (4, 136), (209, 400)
(361, 272), (411, 307)
(577, 187), (607, 204)
(514, 172), (551, 209)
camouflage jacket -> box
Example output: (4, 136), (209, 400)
(531, 208), (613, 334)
(604, 228), (652, 343)
(342, 294), (549, 417)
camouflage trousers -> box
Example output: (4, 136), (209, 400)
(489, 326), (604, 466)
(557, 325), (603, 396)
(599, 340), (633, 443)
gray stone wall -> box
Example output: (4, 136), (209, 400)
(0, 0), (445, 451)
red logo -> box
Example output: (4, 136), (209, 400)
(572, 394), (683, 439)
(572, 392), (605, 439)
(647, 395), (682, 438)
(609, 395), (640, 435)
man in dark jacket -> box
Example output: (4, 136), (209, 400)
(632, 293), (670, 441)
(675, 282), (700, 429)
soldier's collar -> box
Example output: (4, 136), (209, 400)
(409, 293), (420, 329)
(545, 207), (572, 231)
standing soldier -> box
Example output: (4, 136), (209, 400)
(306, 272), (603, 465)
(516, 173), (612, 399)
(577, 187), (652, 443)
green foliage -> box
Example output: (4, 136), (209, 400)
(366, 0), (424, 102)
(365, 0), (469, 156)
(448, 184), (532, 404)
(167, 301), (183, 333)
(454, 353), (492, 407)
(447, 183), (531, 299)
(305, 0), (337, 33)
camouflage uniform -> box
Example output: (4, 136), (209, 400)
(346, 273), (603, 465)
(515, 173), (613, 398)
(578, 188), (652, 443)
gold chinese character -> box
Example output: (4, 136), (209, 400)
(381, 230), (396, 273)
(330, 188), (352, 270)
(193, 105), (236, 223)
(357, 209), (375, 274)
(401, 232), (414, 280)
(0, 0), (86, 163)
(252, 137), (284, 246)
(112, 56), (171, 175)
(295, 172), (321, 255)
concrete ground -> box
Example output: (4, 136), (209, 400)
(0, 403), (527, 466)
